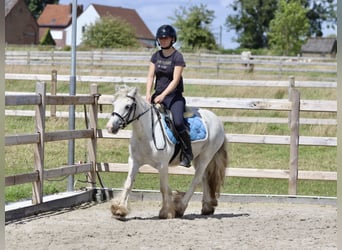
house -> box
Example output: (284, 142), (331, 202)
(5, 0), (39, 45)
(301, 37), (337, 58)
(37, 4), (83, 47)
(64, 4), (155, 48)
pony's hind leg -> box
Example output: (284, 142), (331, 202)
(158, 165), (176, 219)
(172, 160), (208, 217)
(201, 140), (227, 215)
(201, 174), (217, 215)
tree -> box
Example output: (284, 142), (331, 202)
(82, 16), (140, 49)
(225, 0), (336, 49)
(39, 29), (56, 45)
(24, 0), (59, 19)
(225, 0), (278, 49)
(171, 4), (218, 50)
(302, 0), (337, 37)
(268, 0), (310, 56)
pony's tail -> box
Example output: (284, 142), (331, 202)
(206, 137), (228, 199)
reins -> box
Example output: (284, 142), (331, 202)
(151, 104), (167, 150)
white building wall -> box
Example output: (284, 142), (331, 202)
(65, 5), (100, 46)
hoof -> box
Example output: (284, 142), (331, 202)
(159, 209), (175, 219)
(201, 201), (216, 215)
(172, 190), (187, 218)
(110, 201), (129, 219)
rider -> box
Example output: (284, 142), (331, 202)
(145, 24), (193, 167)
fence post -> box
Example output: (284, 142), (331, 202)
(32, 82), (46, 204)
(288, 77), (300, 195)
(87, 84), (100, 188)
(51, 70), (57, 117)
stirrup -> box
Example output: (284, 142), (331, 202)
(179, 157), (192, 168)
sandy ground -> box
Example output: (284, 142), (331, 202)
(5, 196), (337, 250)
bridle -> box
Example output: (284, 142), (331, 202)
(111, 94), (150, 129)
(111, 94), (167, 150)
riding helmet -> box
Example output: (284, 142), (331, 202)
(156, 24), (177, 43)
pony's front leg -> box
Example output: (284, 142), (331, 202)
(158, 165), (175, 219)
(110, 158), (139, 218)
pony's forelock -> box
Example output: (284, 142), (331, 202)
(114, 85), (134, 101)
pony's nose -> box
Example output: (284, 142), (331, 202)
(106, 120), (114, 133)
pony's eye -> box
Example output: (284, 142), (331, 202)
(125, 105), (130, 110)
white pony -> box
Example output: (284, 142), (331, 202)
(106, 86), (228, 219)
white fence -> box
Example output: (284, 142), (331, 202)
(5, 50), (337, 79)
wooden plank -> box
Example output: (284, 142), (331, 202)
(288, 88), (300, 195)
(96, 163), (337, 181)
(5, 109), (110, 119)
(5, 94), (41, 106)
(5, 172), (39, 186)
(6, 93), (336, 114)
(44, 163), (93, 179)
(219, 116), (337, 125)
(186, 97), (292, 110)
(300, 100), (337, 112)
(98, 129), (337, 146)
(45, 129), (94, 142)
(5, 134), (40, 146)
(33, 82), (46, 204)
(5, 190), (94, 222)
(6, 129), (335, 147)
(299, 136), (337, 146)
(98, 95), (114, 105)
(227, 134), (290, 145)
(4, 73), (337, 88)
(46, 95), (94, 105)
(5, 109), (336, 126)
(298, 170), (337, 180)
(98, 95), (293, 110)
(5, 164), (93, 186)
(97, 129), (131, 139)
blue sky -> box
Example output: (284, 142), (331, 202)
(59, 0), (239, 49)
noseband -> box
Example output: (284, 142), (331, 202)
(111, 95), (150, 129)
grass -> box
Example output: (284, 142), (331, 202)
(5, 54), (337, 202)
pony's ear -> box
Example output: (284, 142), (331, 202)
(127, 87), (137, 98)
(115, 84), (127, 93)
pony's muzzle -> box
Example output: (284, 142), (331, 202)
(106, 118), (120, 134)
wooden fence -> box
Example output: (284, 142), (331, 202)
(5, 77), (337, 206)
(5, 82), (100, 204)
(5, 50), (337, 79)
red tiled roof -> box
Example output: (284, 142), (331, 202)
(92, 4), (154, 40)
(37, 4), (74, 27)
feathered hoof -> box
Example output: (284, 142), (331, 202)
(159, 207), (176, 219)
(110, 202), (129, 219)
(201, 201), (216, 216)
(172, 190), (187, 218)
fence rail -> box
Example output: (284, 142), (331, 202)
(5, 50), (337, 79)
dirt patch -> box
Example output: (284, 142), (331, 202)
(5, 197), (336, 250)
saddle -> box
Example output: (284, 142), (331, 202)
(154, 104), (208, 144)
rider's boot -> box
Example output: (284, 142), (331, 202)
(179, 130), (193, 168)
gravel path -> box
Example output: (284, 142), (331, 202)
(5, 195), (337, 250)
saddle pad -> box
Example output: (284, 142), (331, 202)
(163, 114), (208, 144)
